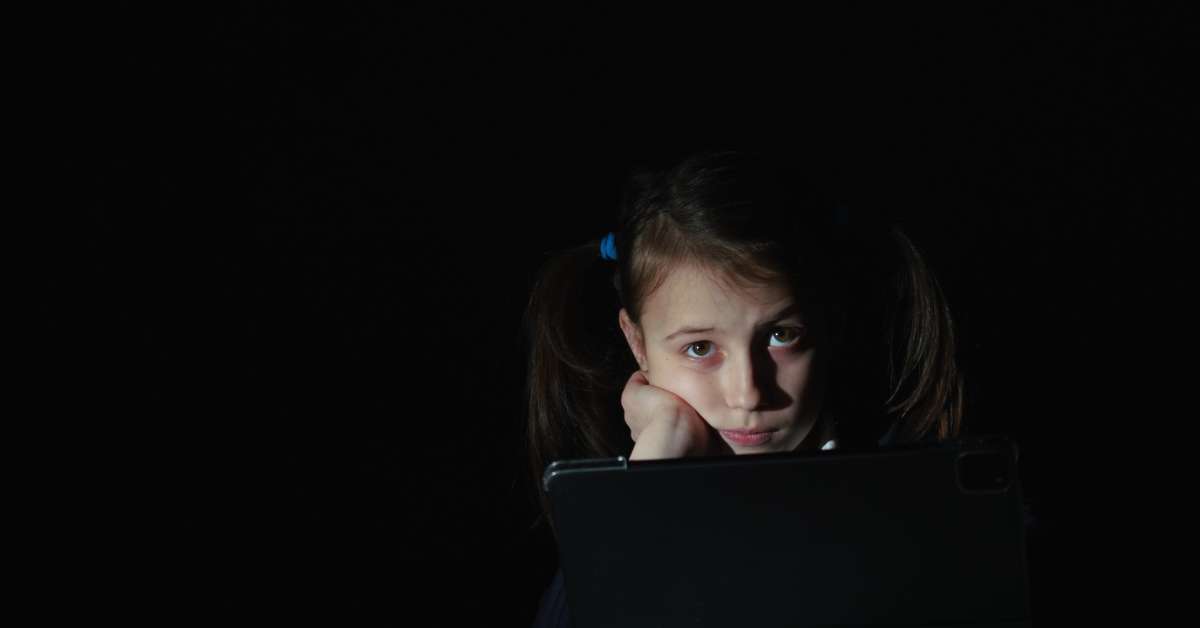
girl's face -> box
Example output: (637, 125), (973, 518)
(619, 261), (831, 454)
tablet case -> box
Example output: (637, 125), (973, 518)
(543, 435), (1031, 628)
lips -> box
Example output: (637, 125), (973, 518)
(719, 428), (778, 446)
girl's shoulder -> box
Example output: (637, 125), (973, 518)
(530, 565), (570, 628)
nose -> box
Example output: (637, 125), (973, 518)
(723, 350), (763, 413)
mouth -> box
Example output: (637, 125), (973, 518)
(719, 429), (778, 447)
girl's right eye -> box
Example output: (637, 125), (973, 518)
(684, 342), (713, 359)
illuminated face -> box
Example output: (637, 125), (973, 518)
(619, 261), (832, 453)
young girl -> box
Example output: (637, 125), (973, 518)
(522, 149), (967, 628)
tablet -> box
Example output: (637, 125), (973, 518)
(542, 434), (1031, 628)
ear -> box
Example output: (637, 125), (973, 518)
(618, 308), (648, 372)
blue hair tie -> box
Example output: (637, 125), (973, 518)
(600, 232), (618, 261)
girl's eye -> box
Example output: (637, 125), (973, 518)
(769, 326), (806, 347)
(682, 327), (806, 359)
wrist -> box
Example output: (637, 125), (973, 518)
(629, 414), (691, 461)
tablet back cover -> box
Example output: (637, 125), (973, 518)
(543, 436), (1031, 628)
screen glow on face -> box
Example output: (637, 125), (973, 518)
(669, 302), (810, 363)
(630, 262), (828, 453)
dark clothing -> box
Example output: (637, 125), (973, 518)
(531, 566), (570, 628)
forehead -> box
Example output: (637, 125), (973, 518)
(640, 262), (794, 329)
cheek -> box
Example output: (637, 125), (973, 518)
(673, 376), (718, 409)
(649, 366), (718, 410)
(779, 351), (821, 396)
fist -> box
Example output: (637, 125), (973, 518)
(620, 370), (734, 460)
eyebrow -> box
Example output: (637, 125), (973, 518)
(662, 302), (804, 342)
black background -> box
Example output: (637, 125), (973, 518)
(54, 4), (1191, 626)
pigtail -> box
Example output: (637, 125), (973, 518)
(521, 238), (636, 538)
(880, 226), (966, 444)
(822, 208), (965, 449)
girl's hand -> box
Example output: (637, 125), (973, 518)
(620, 370), (734, 460)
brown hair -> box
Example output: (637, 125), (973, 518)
(520, 149), (964, 535)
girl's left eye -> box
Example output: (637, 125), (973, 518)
(769, 326), (806, 347)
